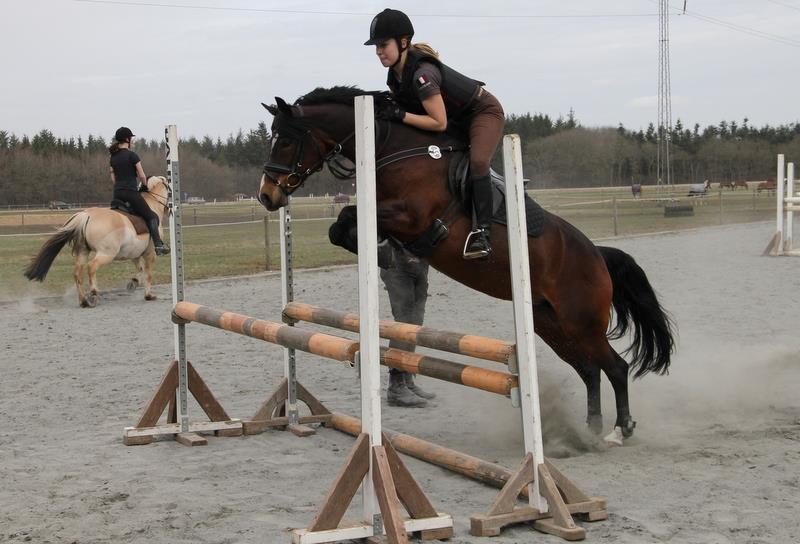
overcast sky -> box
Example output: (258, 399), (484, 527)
(1, 0), (798, 141)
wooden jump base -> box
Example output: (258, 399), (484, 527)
(284, 301), (516, 365)
(329, 412), (607, 539)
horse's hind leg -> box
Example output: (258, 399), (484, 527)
(74, 251), (89, 307)
(127, 257), (143, 291)
(87, 253), (114, 306)
(143, 251), (157, 301)
(530, 305), (605, 433)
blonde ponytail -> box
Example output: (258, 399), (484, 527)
(410, 42), (440, 59)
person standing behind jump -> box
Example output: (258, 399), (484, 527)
(108, 127), (170, 255)
(365, 8), (505, 259)
(380, 246), (436, 407)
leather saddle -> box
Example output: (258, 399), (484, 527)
(110, 199), (149, 235)
(446, 152), (546, 238)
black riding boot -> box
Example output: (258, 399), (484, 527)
(146, 217), (170, 256)
(464, 173), (493, 260)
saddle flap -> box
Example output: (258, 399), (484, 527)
(109, 202), (149, 235)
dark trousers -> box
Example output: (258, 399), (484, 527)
(113, 188), (162, 243)
(381, 258), (429, 375)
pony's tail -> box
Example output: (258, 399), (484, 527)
(23, 212), (88, 282)
(597, 245), (676, 379)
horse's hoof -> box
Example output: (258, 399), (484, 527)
(587, 414), (604, 435)
(81, 295), (97, 308)
(621, 417), (636, 438)
(126, 279), (139, 291)
(602, 427), (624, 447)
(144, 294), (157, 301)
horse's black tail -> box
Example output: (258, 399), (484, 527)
(597, 245), (675, 379)
(23, 213), (86, 282)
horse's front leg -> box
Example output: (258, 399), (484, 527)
(143, 250), (157, 301)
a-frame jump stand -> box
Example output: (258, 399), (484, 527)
(470, 455), (606, 539)
(123, 359), (242, 446)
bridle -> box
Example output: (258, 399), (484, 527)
(262, 118), (355, 196)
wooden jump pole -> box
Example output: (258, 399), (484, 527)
(169, 300), (517, 396)
(283, 302), (515, 364)
(172, 301), (359, 364)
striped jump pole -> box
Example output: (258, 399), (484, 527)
(283, 302), (516, 365)
(171, 301), (517, 397)
(172, 301), (359, 363)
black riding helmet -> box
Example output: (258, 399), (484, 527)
(114, 126), (134, 142)
(364, 8), (414, 46)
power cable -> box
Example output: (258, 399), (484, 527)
(73, 0), (660, 19)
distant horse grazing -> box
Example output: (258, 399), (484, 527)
(257, 87), (675, 444)
(24, 176), (169, 307)
(733, 181), (749, 190)
(631, 183), (642, 199)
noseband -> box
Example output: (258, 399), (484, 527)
(262, 118), (354, 195)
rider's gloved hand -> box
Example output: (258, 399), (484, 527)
(138, 183), (148, 192)
(376, 103), (406, 123)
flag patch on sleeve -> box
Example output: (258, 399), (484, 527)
(417, 74), (429, 86)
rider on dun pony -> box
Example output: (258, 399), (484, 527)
(24, 127), (170, 307)
(365, 8), (504, 260)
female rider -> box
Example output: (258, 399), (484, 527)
(108, 126), (170, 255)
(365, 8), (505, 259)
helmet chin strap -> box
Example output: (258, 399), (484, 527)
(391, 37), (409, 68)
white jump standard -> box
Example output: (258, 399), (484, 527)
(765, 153), (799, 256)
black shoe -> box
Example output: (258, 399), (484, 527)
(463, 229), (491, 260)
(154, 243), (171, 256)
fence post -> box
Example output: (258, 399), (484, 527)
(193, 207), (197, 225)
(21, 213), (25, 234)
(263, 214), (271, 270)
(612, 197), (619, 236)
(718, 188), (723, 225)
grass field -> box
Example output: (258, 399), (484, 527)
(1, 186), (777, 300)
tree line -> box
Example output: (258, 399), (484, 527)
(1, 114), (799, 205)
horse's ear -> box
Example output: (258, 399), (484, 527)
(275, 96), (293, 117)
(262, 102), (279, 116)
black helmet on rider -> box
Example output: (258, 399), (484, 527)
(364, 8), (414, 46)
(114, 126), (134, 142)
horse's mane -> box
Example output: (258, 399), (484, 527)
(294, 86), (385, 107)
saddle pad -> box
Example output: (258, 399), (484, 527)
(111, 208), (149, 235)
(447, 152), (545, 238)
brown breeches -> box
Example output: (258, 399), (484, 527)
(467, 91), (505, 178)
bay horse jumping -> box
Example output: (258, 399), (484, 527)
(24, 176), (170, 308)
(258, 87), (674, 445)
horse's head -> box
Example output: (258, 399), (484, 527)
(144, 175), (170, 217)
(258, 97), (343, 211)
